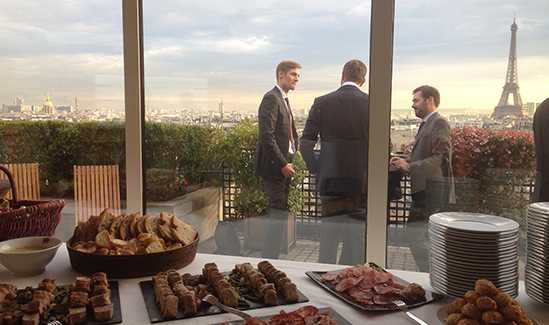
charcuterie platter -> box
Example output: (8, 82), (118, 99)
(306, 263), (444, 311)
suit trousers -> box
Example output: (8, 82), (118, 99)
(319, 193), (366, 266)
(261, 177), (291, 258)
(405, 190), (439, 272)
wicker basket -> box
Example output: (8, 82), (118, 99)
(0, 164), (66, 241)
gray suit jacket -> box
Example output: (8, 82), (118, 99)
(254, 86), (298, 180)
(408, 111), (452, 194)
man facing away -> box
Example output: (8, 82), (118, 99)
(254, 60), (301, 259)
(300, 59), (369, 265)
(390, 85), (452, 272)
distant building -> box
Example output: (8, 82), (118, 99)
(56, 105), (74, 113)
(526, 102), (541, 117)
(43, 94), (56, 115)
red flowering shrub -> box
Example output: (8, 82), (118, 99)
(451, 126), (535, 230)
(451, 126), (535, 179)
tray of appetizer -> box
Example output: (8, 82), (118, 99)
(209, 306), (351, 325)
(0, 273), (121, 325)
(139, 261), (309, 323)
(306, 262), (444, 311)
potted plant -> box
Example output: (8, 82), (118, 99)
(220, 119), (307, 251)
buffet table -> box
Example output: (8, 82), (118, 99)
(1, 244), (548, 325)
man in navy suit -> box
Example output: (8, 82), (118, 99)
(390, 85), (452, 272)
(300, 60), (369, 265)
(254, 60), (301, 258)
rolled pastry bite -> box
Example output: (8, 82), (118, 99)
(443, 279), (533, 325)
(257, 260), (300, 303)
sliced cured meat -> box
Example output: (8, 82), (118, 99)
(374, 271), (393, 284)
(373, 293), (399, 305)
(354, 267), (375, 278)
(335, 268), (354, 282)
(357, 275), (377, 289)
(374, 283), (397, 295)
(320, 273), (338, 282)
(349, 287), (374, 301)
(268, 312), (306, 325)
(291, 305), (319, 317)
(334, 276), (362, 292)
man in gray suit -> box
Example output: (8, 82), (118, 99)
(300, 60), (369, 265)
(390, 85), (452, 272)
(255, 60), (301, 259)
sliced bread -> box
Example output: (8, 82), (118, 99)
(172, 216), (198, 245)
(145, 215), (164, 238)
(119, 214), (134, 241)
(109, 214), (126, 239)
(158, 212), (176, 242)
(97, 209), (118, 234)
(130, 212), (144, 238)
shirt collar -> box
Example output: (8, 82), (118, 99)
(275, 85), (287, 99)
(341, 81), (360, 88)
(423, 111), (437, 122)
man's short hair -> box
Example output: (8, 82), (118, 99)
(413, 85), (441, 108)
(343, 60), (367, 84)
(276, 60), (302, 79)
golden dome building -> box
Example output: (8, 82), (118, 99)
(43, 93), (56, 115)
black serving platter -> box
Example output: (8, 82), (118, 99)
(140, 273), (309, 323)
(44, 281), (122, 325)
(306, 269), (444, 311)
(207, 307), (352, 325)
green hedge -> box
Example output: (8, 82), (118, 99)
(0, 120), (221, 200)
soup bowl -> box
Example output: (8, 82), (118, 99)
(0, 236), (62, 276)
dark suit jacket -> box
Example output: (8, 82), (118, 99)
(254, 86), (298, 180)
(300, 85), (369, 195)
(533, 97), (549, 202)
(408, 111), (452, 194)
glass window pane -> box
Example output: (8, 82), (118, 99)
(143, 0), (371, 261)
(0, 1), (126, 241)
(390, 2), (547, 283)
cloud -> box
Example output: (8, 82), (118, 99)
(1, 0), (548, 113)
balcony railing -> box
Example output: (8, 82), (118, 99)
(222, 165), (536, 247)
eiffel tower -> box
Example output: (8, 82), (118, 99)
(491, 19), (526, 119)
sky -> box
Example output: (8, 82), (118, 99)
(0, 0), (548, 115)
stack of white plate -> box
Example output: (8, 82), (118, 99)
(525, 202), (549, 304)
(429, 212), (519, 298)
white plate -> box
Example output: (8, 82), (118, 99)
(430, 212), (519, 233)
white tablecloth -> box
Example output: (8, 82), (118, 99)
(1, 244), (548, 325)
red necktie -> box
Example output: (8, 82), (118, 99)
(285, 97), (295, 152)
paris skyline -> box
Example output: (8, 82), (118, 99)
(0, 0), (548, 114)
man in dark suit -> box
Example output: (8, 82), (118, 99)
(300, 60), (369, 265)
(255, 60), (301, 259)
(533, 97), (549, 202)
(390, 85), (452, 272)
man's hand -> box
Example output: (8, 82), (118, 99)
(281, 163), (295, 178)
(390, 157), (410, 173)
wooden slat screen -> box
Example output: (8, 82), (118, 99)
(0, 163), (40, 200)
(73, 165), (121, 223)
